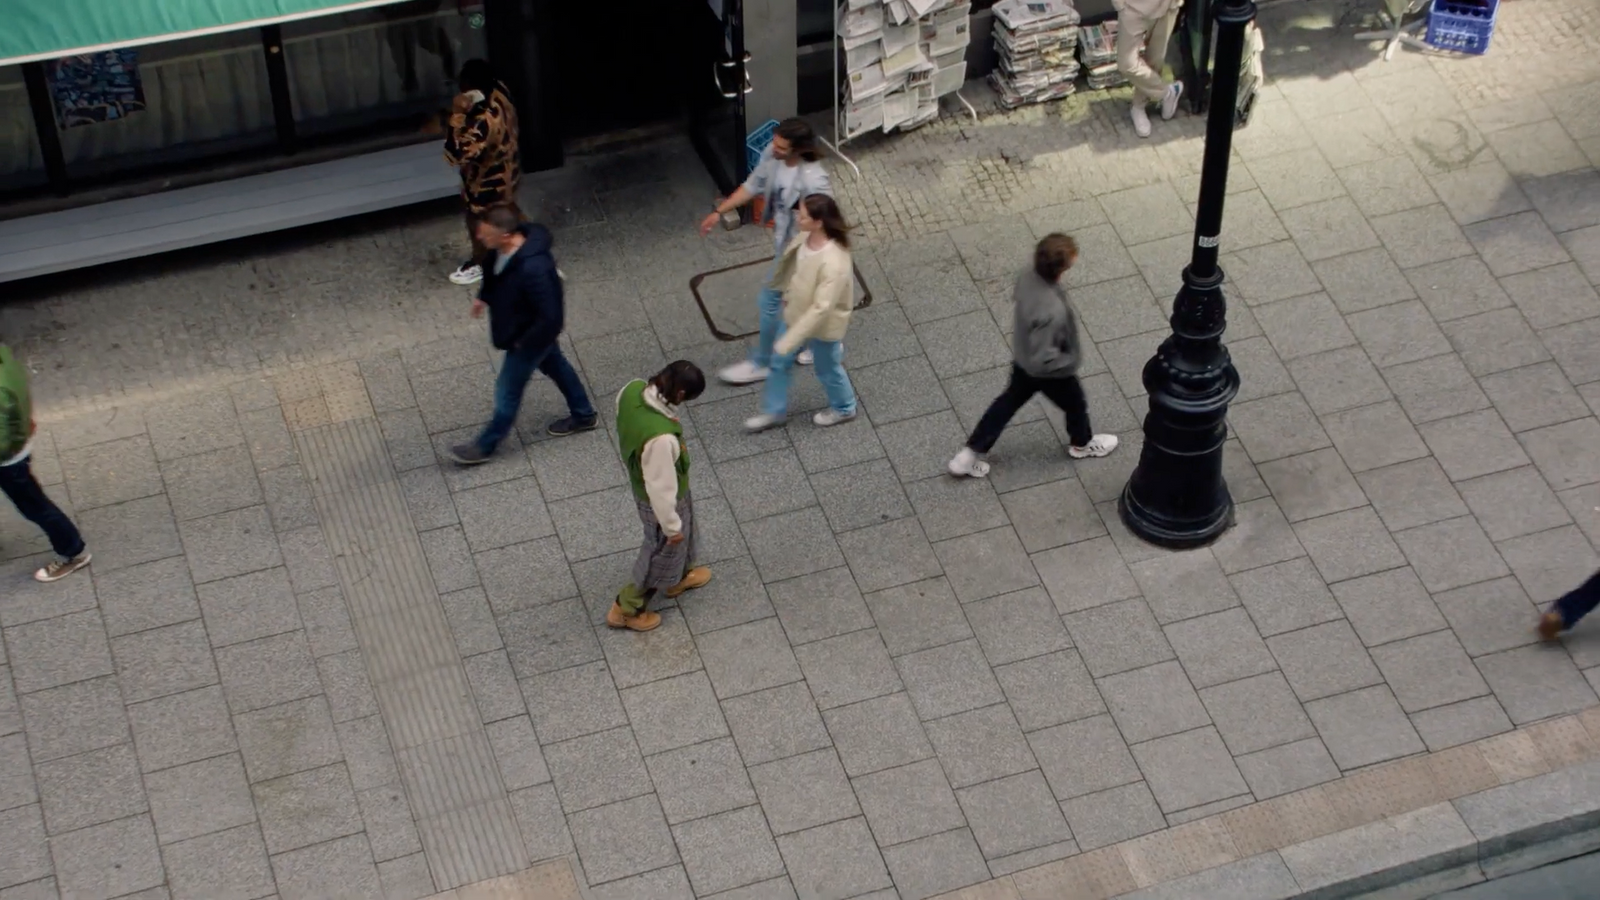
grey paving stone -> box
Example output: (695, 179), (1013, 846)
(621, 670), (728, 756)
(22, 675), (129, 764)
(1229, 392), (1332, 463)
(377, 852), (434, 900)
(546, 486), (640, 563)
(91, 557), (200, 640)
(1385, 354), (1492, 425)
(1286, 348), (1394, 419)
(1071, 276), (1171, 343)
(34, 743), (146, 836)
(545, 726), (650, 814)
(689, 396), (792, 465)
(852, 356), (952, 426)
(1280, 196), (1383, 262)
(1239, 737), (1342, 802)
(1371, 629), (1490, 714)
(1224, 241), (1324, 307)
(522, 660), (627, 745)
(277, 525), (338, 595)
(957, 768), (1074, 862)
(1503, 262), (1600, 331)
(673, 805), (785, 895)
(1357, 458), (1470, 532)
(1410, 696), (1515, 751)
(597, 610), (702, 692)
(1032, 536), (1141, 615)
(1312, 248), (1416, 316)
(690, 494), (750, 567)
(656, 556), (765, 637)
(162, 823), (275, 900)
(1059, 781), (1167, 851)
(1064, 598), (1176, 678)
(1346, 303), (1452, 373)
(196, 567), (300, 649)
(1129, 548), (1241, 625)
(5, 609), (113, 694)
(411, 364), (495, 435)
(1475, 644), (1598, 725)
(1134, 725), (1250, 814)
(1269, 620), (1384, 702)
(1321, 400), (1432, 474)
(1201, 670), (1318, 759)
(1465, 210), (1574, 277)
(125, 684), (233, 776)
(1452, 755), (1600, 871)
(0, 732), (36, 810)
(766, 568), (870, 648)
(526, 428), (629, 502)
(50, 813), (165, 899)
(934, 526), (1043, 605)
(644, 737), (756, 828)
(433, 426), (535, 493)
(507, 783), (574, 865)
(876, 410), (968, 483)
(963, 587), (1073, 667)
(714, 449), (818, 526)
(749, 748), (859, 836)
(723, 681), (833, 767)
(1501, 527), (1600, 625)
(1435, 576), (1543, 659)
(179, 505), (283, 585)
(1029, 713), (1140, 802)
(1293, 506), (1406, 584)
(484, 716), (548, 792)
(1098, 660), (1212, 746)
(776, 817), (892, 900)
(500, 597), (600, 681)
(379, 409), (438, 472)
(232, 695), (341, 783)
(1522, 418), (1600, 494)
(1331, 567), (1448, 647)
(696, 617), (802, 701)
(1229, 558), (1345, 638)
(215, 631), (320, 714)
(1210, 499), (1310, 580)
(1443, 308), (1552, 377)
(1254, 294), (1358, 363)
(995, 648), (1106, 733)
(1396, 516), (1514, 595)
(583, 864), (693, 900)
(59, 436), (165, 513)
(823, 692), (932, 777)
(915, 310), (1014, 379)
(461, 649), (522, 724)
(922, 699), (1036, 790)
(451, 476), (555, 555)
(741, 507), (845, 584)
(1280, 801), (1476, 897)
(109, 620), (217, 706)
(1541, 318), (1600, 386)
(269, 832), (383, 900)
(806, 459), (909, 535)
(1370, 204), (1475, 270)
(794, 629), (902, 711)
(1306, 684), (1426, 770)
(1226, 336), (1297, 406)
(862, 577), (971, 658)
(1164, 607), (1278, 689)
(881, 827), (991, 899)
(786, 415), (888, 479)
(74, 495), (183, 575)
(895, 639), (1005, 722)
(1423, 408), (1538, 486)
(0, 804), (51, 889)
(996, 480), (1105, 555)
(1480, 364), (1590, 437)
(852, 757), (967, 849)
(1340, 154), (1440, 220)
(142, 752), (253, 846)
(837, 517), (943, 597)
(1101, 181), (1193, 246)
(437, 586), (500, 659)
(162, 445), (265, 523)
(1427, 159), (1533, 226)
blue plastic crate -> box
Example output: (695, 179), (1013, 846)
(746, 119), (780, 173)
(1425, 0), (1498, 55)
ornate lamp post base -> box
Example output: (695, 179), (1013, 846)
(1118, 0), (1256, 549)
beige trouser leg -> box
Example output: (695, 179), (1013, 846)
(1117, 5), (1181, 104)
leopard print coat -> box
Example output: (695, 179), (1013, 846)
(444, 82), (522, 214)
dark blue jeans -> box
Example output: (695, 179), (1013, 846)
(1553, 569), (1600, 630)
(0, 457), (85, 559)
(476, 342), (595, 455)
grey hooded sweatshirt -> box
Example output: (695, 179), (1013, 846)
(1011, 269), (1082, 378)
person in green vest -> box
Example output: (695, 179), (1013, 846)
(610, 360), (711, 632)
(1, 343), (91, 582)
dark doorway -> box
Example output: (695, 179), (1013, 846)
(546, 0), (710, 139)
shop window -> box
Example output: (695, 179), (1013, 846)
(0, 67), (48, 190)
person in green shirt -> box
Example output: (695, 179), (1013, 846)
(1, 343), (90, 582)
(610, 361), (711, 632)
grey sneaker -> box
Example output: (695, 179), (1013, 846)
(35, 551), (91, 583)
(448, 442), (491, 465)
(547, 415), (598, 436)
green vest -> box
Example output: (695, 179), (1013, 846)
(616, 380), (689, 502)
(0, 345), (32, 462)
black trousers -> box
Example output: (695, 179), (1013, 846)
(967, 365), (1093, 452)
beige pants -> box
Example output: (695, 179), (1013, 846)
(1117, 3), (1181, 104)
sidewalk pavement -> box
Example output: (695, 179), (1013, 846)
(3, 0), (1600, 898)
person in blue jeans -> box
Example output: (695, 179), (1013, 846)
(1539, 570), (1600, 640)
(700, 118), (834, 385)
(449, 206), (595, 465)
(1, 342), (90, 583)
(745, 195), (858, 433)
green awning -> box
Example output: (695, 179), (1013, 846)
(2, 0), (416, 67)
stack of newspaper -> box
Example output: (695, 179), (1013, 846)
(1077, 21), (1126, 90)
(840, 0), (972, 137)
(988, 0), (1081, 109)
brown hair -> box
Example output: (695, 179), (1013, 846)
(1033, 233), (1078, 282)
(775, 118), (822, 162)
(801, 194), (851, 249)
(651, 360), (706, 405)
(480, 204), (521, 233)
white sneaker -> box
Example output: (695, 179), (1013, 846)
(797, 348), (814, 366)
(449, 263), (483, 285)
(947, 447), (991, 478)
(745, 414), (785, 433)
(1069, 434), (1120, 459)
(718, 360), (771, 385)
(1161, 82), (1184, 121)
(1130, 104), (1152, 138)
(812, 409), (857, 427)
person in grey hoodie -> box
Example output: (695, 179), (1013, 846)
(949, 233), (1119, 478)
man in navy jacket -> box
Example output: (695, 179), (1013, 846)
(450, 205), (596, 465)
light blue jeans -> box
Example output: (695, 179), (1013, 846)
(763, 327), (856, 419)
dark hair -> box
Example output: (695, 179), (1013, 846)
(458, 58), (498, 95)
(652, 360), (706, 405)
(801, 195), (851, 249)
(774, 118), (822, 162)
(1033, 233), (1078, 282)
(478, 204), (522, 234)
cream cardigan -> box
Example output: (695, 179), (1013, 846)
(771, 234), (853, 356)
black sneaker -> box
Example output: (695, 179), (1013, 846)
(448, 442), (492, 465)
(548, 415), (599, 437)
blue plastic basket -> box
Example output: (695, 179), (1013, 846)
(1425, 0), (1498, 55)
(746, 119), (780, 173)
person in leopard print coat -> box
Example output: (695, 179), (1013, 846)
(444, 58), (522, 285)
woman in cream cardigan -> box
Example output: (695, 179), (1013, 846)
(745, 194), (859, 433)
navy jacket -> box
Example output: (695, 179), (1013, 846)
(479, 224), (564, 352)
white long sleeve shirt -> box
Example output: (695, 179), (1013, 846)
(616, 383), (684, 535)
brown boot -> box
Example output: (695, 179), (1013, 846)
(607, 601), (662, 632)
(1537, 611), (1565, 642)
(665, 566), (713, 598)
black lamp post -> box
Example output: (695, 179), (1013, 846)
(1118, 0), (1257, 548)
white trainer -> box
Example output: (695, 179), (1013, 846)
(1161, 81), (1184, 120)
(1130, 104), (1152, 138)
(718, 360), (771, 385)
(812, 409), (858, 427)
(745, 414), (785, 433)
(1068, 434), (1120, 459)
(449, 263), (483, 285)
(947, 447), (992, 478)
(797, 348), (814, 366)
